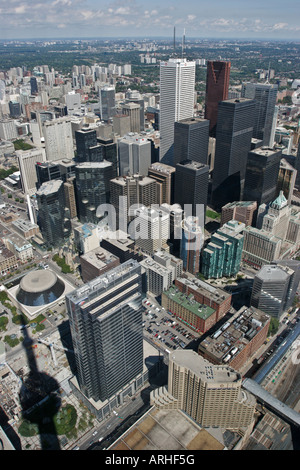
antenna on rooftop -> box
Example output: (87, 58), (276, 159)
(182, 28), (186, 58)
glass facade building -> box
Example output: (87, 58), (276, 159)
(66, 260), (144, 402)
(241, 83), (278, 147)
(75, 161), (114, 224)
(243, 147), (282, 210)
(174, 117), (210, 166)
(211, 98), (256, 210)
(36, 179), (71, 248)
(205, 60), (231, 137)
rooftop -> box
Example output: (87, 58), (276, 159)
(163, 286), (215, 321)
(109, 407), (224, 451)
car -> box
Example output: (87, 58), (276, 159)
(98, 437), (104, 442)
(92, 431), (98, 436)
(72, 446), (80, 450)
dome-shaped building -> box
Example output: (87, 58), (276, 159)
(16, 269), (65, 307)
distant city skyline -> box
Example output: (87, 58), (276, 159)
(0, 0), (299, 40)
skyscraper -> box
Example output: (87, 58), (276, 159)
(174, 117), (209, 166)
(211, 98), (256, 210)
(241, 82), (278, 147)
(66, 260), (144, 402)
(17, 148), (47, 195)
(180, 216), (203, 275)
(204, 60), (231, 137)
(243, 147), (282, 212)
(75, 161), (114, 224)
(151, 350), (256, 429)
(99, 86), (116, 122)
(148, 162), (176, 205)
(75, 128), (102, 163)
(118, 133), (151, 177)
(159, 58), (196, 166)
(43, 117), (74, 162)
(174, 160), (209, 218)
(250, 263), (296, 319)
(36, 179), (71, 248)
(201, 220), (245, 279)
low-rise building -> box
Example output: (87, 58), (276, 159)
(80, 246), (120, 283)
(0, 244), (18, 276)
(174, 272), (232, 322)
(198, 305), (270, 371)
(161, 285), (216, 333)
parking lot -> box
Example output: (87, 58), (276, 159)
(142, 298), (199, 352)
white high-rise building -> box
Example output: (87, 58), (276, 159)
(43, 117), (74, 162)
(17, 148), (46, 195)
(159, 58), (196, 166)
(118, 133), (151, 176)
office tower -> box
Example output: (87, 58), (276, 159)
(9, 101), (21, 118)
(35, 161), (61, 189)
(221, 201), (257, 227)
(75, 128), (102, 163)
(276, 158), (297, 204)
(97, 137), (118, 176)
(36, 179), (71, 248)
(64, 177), (77, 219)
(43, 117), (74, 162)
(243, 147), (282, 211)
(118, 133), (151, 177)
(121, 102), (141, 133)
(140, 251), (182, 297)
(251, 264), (296, 319)
(159, 58), (196, 166)
(241, 82), (278, 147)
(113, 114), (131, 137)
(65, 91), (81, 115)
(35, 160), (76, 189)
(204, 60), (231, 137)
(148, 163), (176, 205)
(125, 89), (145, 131)
(66, 260), (144, 402)
(99, 86), (116, 122)
(180, 216), (203, 275)
(132, 206), (169, 255)
(30, 76), (38, 95)
(110, 174), (158, 230)
(159, 203), (184, 255)
(0, 119), (18, 140)
(174, 160), (209, 219)
(211, 98), (255, 210)
(151, 350), (256, 429)
(17, 148), (47, 195)
(75, 161), (114, 224)
(269, 105), (279, 148)
(201, 220), (245, 279)
(174, 117), (209, 166)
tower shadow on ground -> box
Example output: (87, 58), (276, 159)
(18, 315), (61, 450)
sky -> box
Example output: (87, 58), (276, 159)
(0, 0), (299, 40)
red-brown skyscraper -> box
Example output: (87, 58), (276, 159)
(205, 61), (231, 137)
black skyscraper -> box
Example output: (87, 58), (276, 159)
(174, 160), (209, 220)
(243, 147), (282, 209)
(174, 117), (209, 167)
(211, 98), (255, 210)
(75, 128), (102, 163)
(241, 83), (278, 147)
